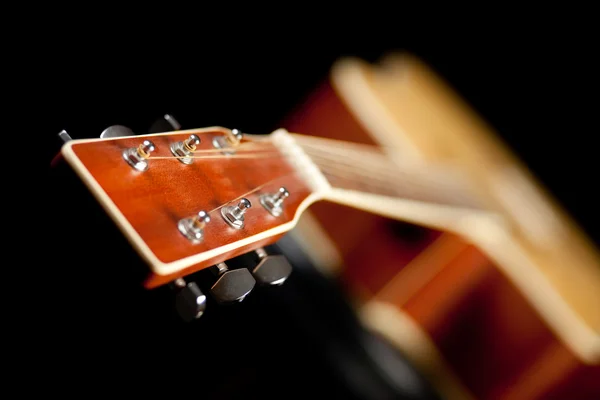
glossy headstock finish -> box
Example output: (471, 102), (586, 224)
(60, 127), (318, 288)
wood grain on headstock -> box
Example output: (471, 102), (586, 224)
(61, 127), (317, 288)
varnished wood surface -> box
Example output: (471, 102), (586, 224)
(283, 81), (402, 289)
(381, 236), (600, 399)
(64, 128), (314, 287)
(143, 232), (288, 288)
(282, 59), (600, 398)
(361, 53), (600, 333)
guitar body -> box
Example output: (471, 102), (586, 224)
(282, 54), (600, 399)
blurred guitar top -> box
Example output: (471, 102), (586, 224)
(283, 52), (600, 400)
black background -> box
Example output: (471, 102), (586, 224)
(44, 19), (598, 399)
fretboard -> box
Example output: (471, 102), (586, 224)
(293, 134), (484, 210)
(291, 134), (500, 234)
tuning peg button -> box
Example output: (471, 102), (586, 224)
(210, 262), (256, 304)
(100, 125), (136, 138)
(149, 114), (181, 133)
(252, 248), (292, 286)
(172, 278), (207, 322)
(58, 129), (72, 143)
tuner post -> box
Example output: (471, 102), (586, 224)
(164, 114), (181, 131)
(212, 128), (243, 154)
(58, 129), (72, 143)
(178, 210), (211, 243)
(170, 134), (201, 164)
(260, 187), (289, 217)
(122, 139), (155, 171)
(221, 198), (251, 229)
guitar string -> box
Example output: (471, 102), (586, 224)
(206, 172), (298, 214)
(145, 133), (478, 210)
(290, 133), (395, 152)
(147, 139), (282, 160)
(299, 146), (395, 172)
(148, 134), (475, 207)
(305, 151), (401, 181)
(145, 138), (292, 214)
(190, 143), (274, 154)
(316, 165), (478, 207)
(296, 143), (483, 208)
(289, 139), (404, 187)
(293, 135), (421, 178)
(149, 134), (388, 163)
(291, 134), (440, 173)
(293, 138), (387, 156)
(290, 133), (426, 163)
(304, 137), (479, 210)
(148, 153), (282, 160)
(292, 134), (459, 186)
(299, 143), (425, 184)
(303, 156), (462, 199)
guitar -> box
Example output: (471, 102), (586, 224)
(280, 52), (600, 399)
(51, 55), (599, 399)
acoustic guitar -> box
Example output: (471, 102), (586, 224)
(51, 54), (599, 399)
(280, 52), (600, 399)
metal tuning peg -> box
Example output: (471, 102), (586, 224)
(58, 129), (72, 143)
(210, 262), (256, 304)
(122, 139), (155, 171)
(51, 130), (73, 167)
(212, 128), (243, 154)
(178, 210), (210, 243)
(171, 277), (207, 322)
(170, 134), (200, 164)
(251, 248), (293, 286)
(149, 113), (181, 133)
(100, 125), (136, 138)
(260, 187), (290, 217)
(221, 198), (251, 229)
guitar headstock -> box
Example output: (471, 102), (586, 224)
(60, 126), (327, 290)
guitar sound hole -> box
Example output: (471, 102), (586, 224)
(386, 221), (429, 243)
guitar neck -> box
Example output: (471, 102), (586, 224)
(286, 53), (600, 356)
(292, 130), (600, 356)
(292, 133), (502, 235)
